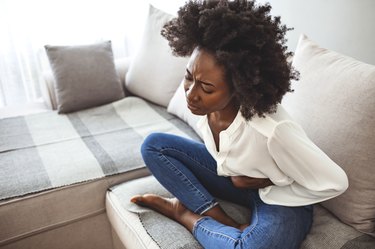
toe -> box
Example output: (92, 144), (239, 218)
(130, 195), (143, 204)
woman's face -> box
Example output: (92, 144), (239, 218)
(184, 47), (234, 115)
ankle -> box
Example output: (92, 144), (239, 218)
(203, 206), (240, 228)
(237, 223), (249, 231)
(177, 209), (202, 232)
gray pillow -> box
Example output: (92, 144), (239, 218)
(45, 41), (124, 113)
(282, 34), (375, 236)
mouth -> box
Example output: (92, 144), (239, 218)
(187, 102), (200, 111)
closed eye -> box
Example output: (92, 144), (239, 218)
(201, 84), (213, 94)
(185, 68), (214, 94)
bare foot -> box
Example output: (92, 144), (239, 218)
(130, 194), (249, 232)
(130, 194), (189, 221)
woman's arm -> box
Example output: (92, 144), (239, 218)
(230, 175), (274, 189)
(260, 120), (349, 206)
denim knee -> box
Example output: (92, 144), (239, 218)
(141, 132), (170, 167)
(141, 132), (164, 154)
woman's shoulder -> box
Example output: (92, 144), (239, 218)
(248, 104), (302, 138)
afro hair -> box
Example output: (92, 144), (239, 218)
(161, 0), (298, 120)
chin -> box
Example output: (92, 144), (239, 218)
(188, 108), (206, 116)
(191, 111), (206, 116)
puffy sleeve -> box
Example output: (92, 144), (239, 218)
(259, 120), (349, 206)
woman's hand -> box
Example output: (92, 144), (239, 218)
(230, 175), (274, 189)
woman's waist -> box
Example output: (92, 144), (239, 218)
(217, 161), (293, 186)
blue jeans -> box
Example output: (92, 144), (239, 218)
(141, 133), (313, 249)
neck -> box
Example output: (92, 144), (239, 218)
(209, 99), (240, 125)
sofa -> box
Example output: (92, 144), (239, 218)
(1, 4), (374, 249)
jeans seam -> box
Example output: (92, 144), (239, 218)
(157, 147), (216, 213)
(238, 199), (259, 242)
(194, 203), (260, 246)
(192, 216), (207, 237)
(160, 147), (217, 175)
(198, 222), (238, 243)
(198, 201), (219, 215)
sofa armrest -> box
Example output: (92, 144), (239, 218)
(41, 57), (132, 110)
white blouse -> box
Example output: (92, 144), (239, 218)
(197, 104), (348, 206)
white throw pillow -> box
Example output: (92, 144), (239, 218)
(167, 82), (203, 138)
(282, 34), (375, 236)
(125, 5), (189, 107)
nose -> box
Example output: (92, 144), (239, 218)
(185, 81), (199, 102)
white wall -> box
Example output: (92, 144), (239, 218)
(257, 0), (375, 65)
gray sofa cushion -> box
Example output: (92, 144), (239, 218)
(0, 97), (200, 201)
(108, 176), (375, 249)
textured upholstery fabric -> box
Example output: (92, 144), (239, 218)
(282, 34), (375, 236)
(0, 97), (199, 201)
(107, 176), (202, 249)
(301, 205), (374, 249)
(108, 176), (251, 249)
(125, 5), (188, 107)
(45, 41), (124, 113)
(106, 176), (375, 249)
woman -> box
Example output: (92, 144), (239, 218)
(131, 1), (348, 248)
